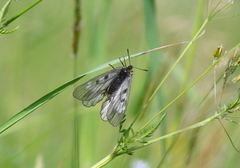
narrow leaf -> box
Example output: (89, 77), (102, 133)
(0, 26), (19, 34)
(139, 113), (166, 139)
(0, 0), (11, 23)
(0, 75), (85, 134)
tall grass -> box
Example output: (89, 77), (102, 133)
(0, 0), (239, 168)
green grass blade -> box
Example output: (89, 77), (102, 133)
(0, 0), (11, 23)
(0, 75), (84, 134)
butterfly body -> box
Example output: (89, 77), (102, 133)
(107, 66), (132, 94)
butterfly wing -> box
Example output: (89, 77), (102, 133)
(100, 74), (132, 127)
(73, 68), (122, 107)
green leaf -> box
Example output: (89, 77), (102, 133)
(0, 0), (12, 23)
(0, 25), (18, 34)
(0, 75), (85, 134)
(139, 113), (166, 139)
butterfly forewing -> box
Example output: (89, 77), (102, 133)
(73, 68), (122, 107)
(100, 74), (132, 127)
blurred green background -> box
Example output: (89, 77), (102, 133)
(0, 0), (240, 167)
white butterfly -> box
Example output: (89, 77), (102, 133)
(73, 58), (135, 127)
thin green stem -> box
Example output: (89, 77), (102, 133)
(138, 19), (209, 133)
(138, 52), (223, 134)
(218, 119), (240, 153)
(142, 113), (218, 147)
(117, 112), (222, 156)
(144, 18), (208, 108)
(92, 153), (115, 168)
(1, 0), (42, 28)
(210, 1), (234, 18)
(72, 0), (81, 167)
(213, 60), (218, 109)
(181, 0), (206, 91)
(208, 0), (222, 18)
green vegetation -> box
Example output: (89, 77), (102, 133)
(0, 0), (239, 167)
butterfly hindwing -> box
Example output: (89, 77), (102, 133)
(73, 68), (122, 107)
(100, 74), (132, 127)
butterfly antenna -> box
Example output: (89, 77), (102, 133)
(132, 66), (148, 71)
(119, 58), (125, 66)
(123, 57), (127, 66)
(127, 49), (131, 65)
(122, 53), (127, 66)
(109, 64), (115, 69)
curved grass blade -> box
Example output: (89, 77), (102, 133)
(0, 75), (84, 134)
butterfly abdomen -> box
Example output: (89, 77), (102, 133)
(107, 67), (132, 95)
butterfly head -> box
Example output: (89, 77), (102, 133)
(127, 65), (133, 71)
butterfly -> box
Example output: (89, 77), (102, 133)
(73, 54), (147, 127)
